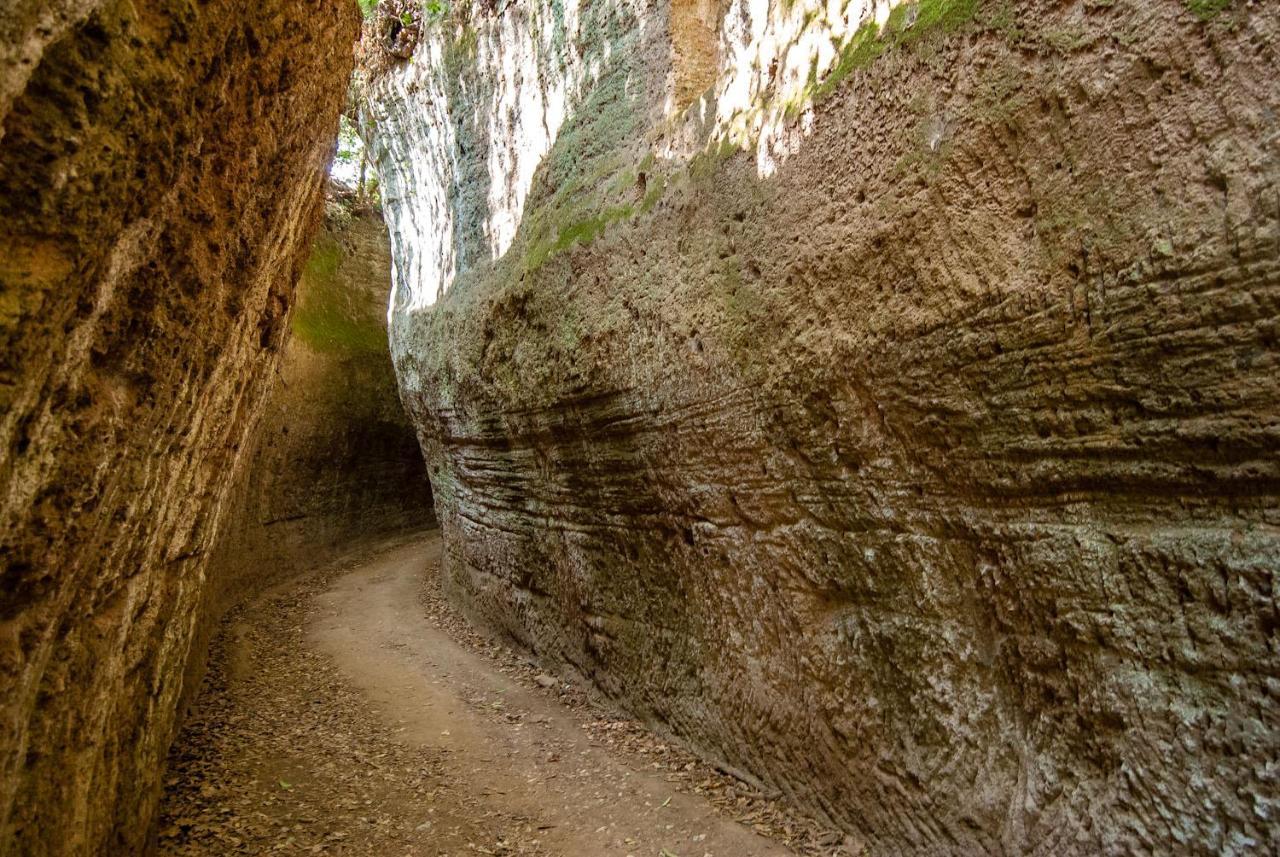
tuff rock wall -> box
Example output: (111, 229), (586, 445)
(0, 1), (358, 853)
(367, 0), (1280, 853)
(191, 200), (435, 669)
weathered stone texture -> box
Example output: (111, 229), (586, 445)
(190, 203), (435, 672)
(0, 2), (357, 853)
(370, 0), (1280, 853)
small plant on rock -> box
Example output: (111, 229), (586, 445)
(373, 0), (422, 59)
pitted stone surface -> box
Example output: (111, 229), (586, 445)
(0, 2), (357, 853)
(370, 1), (1280, 853)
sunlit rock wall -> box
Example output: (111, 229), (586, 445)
(367, 0), (1280, 852)
(0, 1), (358, 853)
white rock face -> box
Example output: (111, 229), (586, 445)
(365, 0), (642, 318)
(365, 0), (902, 316)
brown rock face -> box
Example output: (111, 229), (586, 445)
(371, 1), (1280, 853)
(0, 1), (358, 853)
(191, 201), (435, 661)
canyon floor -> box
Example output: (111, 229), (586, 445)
(158, 532), (857, 857)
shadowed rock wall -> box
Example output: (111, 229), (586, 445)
(193, 201), (435, 656)
(0, 2), (358, 853)
(368, 0), (1279, 853)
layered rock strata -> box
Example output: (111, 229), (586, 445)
(0, 2), (358, 853)
(368, 0), (1280, 853)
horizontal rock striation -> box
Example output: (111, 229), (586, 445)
(369, 0), (1279, 853)
(0, 2), (357, 853)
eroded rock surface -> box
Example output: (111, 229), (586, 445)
(368, 0), (1280, 853)
(191, 198), (435, 667)
(0, 2), (358, 853)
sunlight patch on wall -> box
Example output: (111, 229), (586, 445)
(362, 36), (459, 321)
(368, 0), (911, 324)
(663, 0), (903, 177)
(367, 0), (648, 317)
(482, 0), (596, 262)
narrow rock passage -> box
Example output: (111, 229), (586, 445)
(160, 533), (814, 856)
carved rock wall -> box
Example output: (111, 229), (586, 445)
(0, 2), (358, 853)
(370, 0), (1279, 852)
(191, 204), (435, 670)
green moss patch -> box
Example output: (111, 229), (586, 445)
(1185, 0), (1232, 20)
(812, 0), (980, 102)
(292, 234), (390, 354)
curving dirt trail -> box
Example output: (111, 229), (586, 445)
(159, 532), (846, 856)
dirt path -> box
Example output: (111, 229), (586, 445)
(160, 532), (853, 856)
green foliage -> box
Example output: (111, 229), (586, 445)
(357, 0), (379, 18)
(424, 0), (449, 19)
(335, 115), (363, 164)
